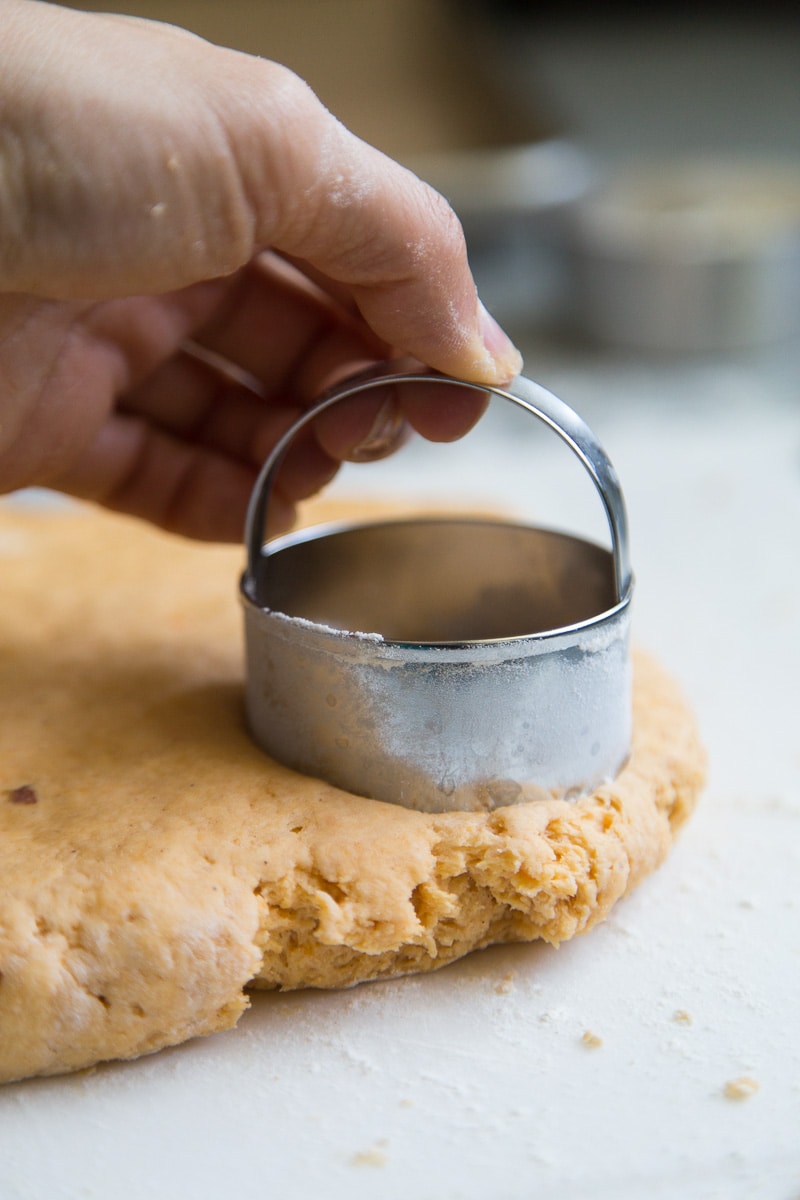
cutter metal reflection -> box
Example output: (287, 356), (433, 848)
(241, 366), (633, 813)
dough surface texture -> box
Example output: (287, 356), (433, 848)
(0, 502), (705, 1083)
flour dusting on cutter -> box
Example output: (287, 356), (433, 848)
(241, 365), (633, 813)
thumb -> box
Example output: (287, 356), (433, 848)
(224, 66), (522, 385)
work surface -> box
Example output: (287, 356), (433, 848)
(1, 341), (798, 1199)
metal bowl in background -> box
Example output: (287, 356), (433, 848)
(567, 159), (800, 353)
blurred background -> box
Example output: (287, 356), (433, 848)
(63, 0), (800, 350)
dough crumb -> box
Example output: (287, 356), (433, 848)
(723, 1076), (760, 1101)
(581, 1030), (603, 1049)
(351, 1143), (389, 1168)
(673, 1009), (693, 1025)
(7, 784), (38, 805)
(494, 972), (515, 995)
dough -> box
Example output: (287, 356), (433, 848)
(0, 501), (705, 1083)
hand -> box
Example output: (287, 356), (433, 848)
(0, 0), (521, 540)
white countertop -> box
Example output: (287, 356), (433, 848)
(1, 340), (799, 1199)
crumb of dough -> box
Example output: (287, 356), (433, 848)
(723, 1076), (760, 1101)
(351, 1143), (388, 1167)
(581, 1030), (603, 1048)
(673, 1009), (693, 1025)
(7, 784), (38, 805)
(0, 500), (706, 1084)
(494, 971), (515, 995)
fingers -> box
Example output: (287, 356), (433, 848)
(184, 257), (484, 453)
(395, 381), (489, 444)
(2, 1), (521, 387)
(309, 378), (488, 463)
(30, 288), (342, 540)
(225, 66), (522, 385)
(114, 266), (487, 475)
(309, 387), (410, 464)
(83, 341), (344, 535)
(122, 269), (411, 464)
(48, 411), (313, 543)
(3, 268), (483, 544)
(189, 255), (382, 398)
(117, 348), (292, 465)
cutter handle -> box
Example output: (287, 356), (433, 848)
(243, 365), (632, 604)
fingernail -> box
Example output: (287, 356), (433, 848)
(478, 301), (523, 383)
(348, 398), (409, 462)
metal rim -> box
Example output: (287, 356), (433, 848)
(243, 364), (632, 606)
(241, 515), (632, 650)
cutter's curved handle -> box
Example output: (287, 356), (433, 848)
(243, 365), (632, 604)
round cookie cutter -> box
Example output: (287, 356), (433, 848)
(241, 365), (633, 813)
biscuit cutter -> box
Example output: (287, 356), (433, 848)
(241, 365), (633, 813)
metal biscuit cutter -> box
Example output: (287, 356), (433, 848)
(241, 365), (633, 813)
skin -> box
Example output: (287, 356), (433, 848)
(0, 0), (522, 541)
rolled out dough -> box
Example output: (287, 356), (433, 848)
(0, 501), (704, 1083)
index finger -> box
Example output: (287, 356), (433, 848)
(212, 59), (523, 386)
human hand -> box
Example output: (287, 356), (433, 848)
(0, 0), (521, 540)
